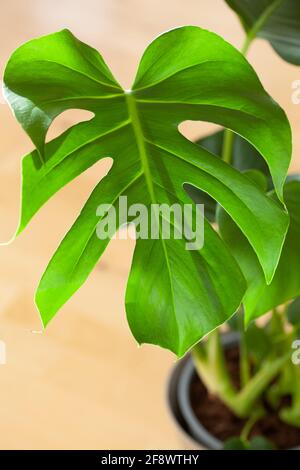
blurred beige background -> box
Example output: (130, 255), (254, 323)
(0, 0), (299, 450)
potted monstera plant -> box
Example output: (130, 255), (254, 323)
(2, 0), (300, 450)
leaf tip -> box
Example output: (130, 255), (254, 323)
(34, 289), (52, 329)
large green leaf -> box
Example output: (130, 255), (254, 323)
(225, 0), (300, 64)
(218, 176), (300, 324)
(3, 27), (291, 355)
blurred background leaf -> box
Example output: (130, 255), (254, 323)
(225, 0), (300, 65)
(187, 131), (270, 222)
(218, 176), (300, 324)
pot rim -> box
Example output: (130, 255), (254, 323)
(178, 358), (223, 449)
(166, 354), (201, 449)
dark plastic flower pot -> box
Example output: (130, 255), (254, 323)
(167, 332), (238, 449)
(167, 331), (300, 450)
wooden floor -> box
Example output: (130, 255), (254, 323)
(0, 0), (299, 449)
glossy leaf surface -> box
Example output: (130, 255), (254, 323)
(3, 27), (291, 355)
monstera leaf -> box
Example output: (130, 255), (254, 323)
(218, 176), (300, 324)
(225, 0), (300, 64)
(3, 27), (291, 355)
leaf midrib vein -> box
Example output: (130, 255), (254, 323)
(125, 91), (180, 350)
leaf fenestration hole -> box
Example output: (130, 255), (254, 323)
(178, 120), (222, 143)
(46, 109), (95, 142)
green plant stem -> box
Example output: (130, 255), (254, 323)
(238, 311), (250, 387)
(221, 129), (235, 165)
(294, 367), (300, 405)
(271, 307), (284, 335)
(266, 308), (297, 410)
(234, 352), (290, 416)
(241, 408), (265, 442)
(272, 307), (293, 394)
(241, 0), (283, 56)
(280, 365), (300, 427)
(221, 0), (283, 166)
(274, 307), (300, 427)
(192, 333), (290, 418)
(192, 330), (236, 399)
